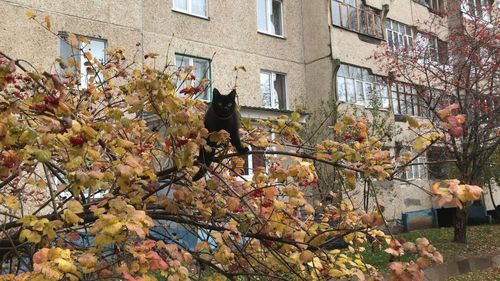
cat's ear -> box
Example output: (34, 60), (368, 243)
(213, 88), (221, 99)
(228, 89), (237, 99)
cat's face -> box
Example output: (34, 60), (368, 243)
(212, 88), (236, 117)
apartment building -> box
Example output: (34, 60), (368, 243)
(0, 0), (497, 226)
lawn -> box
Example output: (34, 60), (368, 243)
(362, 224), (500, 270)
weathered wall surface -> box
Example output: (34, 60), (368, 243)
(0, 0), (307, 110)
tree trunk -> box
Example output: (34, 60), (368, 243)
(453, 207), (468, 243)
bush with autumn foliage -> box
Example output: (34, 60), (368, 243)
(0, 12), (485, 281)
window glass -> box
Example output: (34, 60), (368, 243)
(336, 64), (388, 108)
(270, 0), (282, 35)
(257, 0), (267, 31)
(59, 35), (107, 88)
(260, 71), (287, 109)
(173, 0), (207, 17)
(332, 1), (341, 26)
(401, 147), (428, 180)
(175, 54), (211, 101)
(355, 81), (364, 104)
(174, 0), (187, 10)
(337, 77), (346, 102)
(331, 0), (383, 38)
(274, 73), (286, 109)
(260, 72), (272, 107)
(191, 0), (206, 16)
(81, 39), (106, 87)
(385, 19), (413, 49)
(345, 78), (355, 103)
(258, 0), (283, 36)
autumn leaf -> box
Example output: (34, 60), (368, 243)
(25, 11), (36, 19)
(405, 115), (420, 129)
(67, 32), (79, 51)
(43, 15), (52, 31)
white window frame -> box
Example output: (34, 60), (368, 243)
(385, 19), (413, 50)
(415, 33), (448, 65)
(257, 0), (284, 37)
(260, 70), (287, 110)
(401, 148), (428, 180)
(175, 54), (212, 102)
(336, 64), (389, 108)
(242, 147), (254, 180)
(59, 34), (107, 88)
(172, 0), (208, 18)
(240, 133), (275, 180)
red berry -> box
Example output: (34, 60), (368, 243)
(44, 95), (59, 105)
(343, 133), (353, 140)
(175, 137), (188, 146)
(262, 200), (272, 208)
(2, 161), (15, 169)
(252, 189), (264, 198)
(69, 135), (87, 147)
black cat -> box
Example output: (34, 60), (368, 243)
(192, 88), (249, 181)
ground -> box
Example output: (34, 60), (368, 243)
(447, 266), (500, 281)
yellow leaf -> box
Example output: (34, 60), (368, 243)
(299, 250), (314, 263)
(54, 258), (77, 273)
(67, 33), (79, 51)
(26, 11), (36, 19)
(406, 115), (420, 128)
(62, 210), (83, 226)
(44, 15), (52, 31)
(3, 195), (19, 211)
(66, 200), (84, 214)
(67, 58), (77, 68)
(413, 136), (429, 152)
(78, 35), (90, 45)
(19, 229), (42, 243)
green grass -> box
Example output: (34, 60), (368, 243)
(447, 267), (500, 281)
(363, 224), (500, 270)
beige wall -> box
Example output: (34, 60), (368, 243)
(0, 0), (307, 110)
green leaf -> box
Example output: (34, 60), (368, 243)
(34, 149), (51, 163)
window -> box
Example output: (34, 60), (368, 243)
(260, 71), (287, 109)
(414, 0), (443, 13)
(175, 54), (211, 101)
(257, 0), (283, 36)
(385, 19), (413, 50)
(59, 35), (107, 88)
(416, 33), (448, 64)
(391, 83), (430, 117)
(428, 0), (443, 12)
(463, 0), (492, 22)
(241, 147), (266, 179)
(173, 0), (207, 18)
(399, 147), (428, 180)
(331, 0), (383, 38)
(336, 64), (389, 108)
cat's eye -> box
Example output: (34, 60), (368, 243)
(217, 102), (223, 106)
(228, 103), (233, 107)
